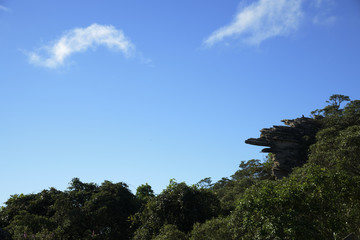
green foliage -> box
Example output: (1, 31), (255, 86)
(190, 165), (360, 240)
(136, 183), (155, 204)
(0, 178), (139, 240)
(153, 224), (187, 240)
(232, 158), (272, 181)
(6, 210), (55, 239)
(211, 158), (272, 213)
(133, 180), (220, 239)
(309, 96), (360, 176)
(0, 188), (62, 239)
(327, 94), (351, 108)
(50, 179), (100, 239)
(309, 125), (360, 175)
(190, 217), (232, 240)
(195, 177), (212, 189)
(84, 181), (140, 239)
(232, 165), (360, 239)
(311, 94), (351, 119)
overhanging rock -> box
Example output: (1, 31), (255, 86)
(245, 117), (320, 179)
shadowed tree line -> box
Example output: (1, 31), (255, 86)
(1, 94), (360, 239)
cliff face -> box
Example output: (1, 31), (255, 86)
(245, 117), (321, 179)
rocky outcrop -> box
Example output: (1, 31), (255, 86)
(245, 117), (321, 179)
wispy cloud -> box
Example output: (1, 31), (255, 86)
(204, 0), (337, 47)
(0, 5), (10, 12)
(204, 0), (303, 47)
(311, 0), (336, 26)
(27, 24), (135, 68)
(313, 15), (336, 26)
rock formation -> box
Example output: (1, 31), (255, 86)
(245, 117), (321, 179)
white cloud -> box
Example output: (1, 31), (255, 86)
(204, 0), (338, 47)
(28, 24), (135, 68)
(204, 0), (303, 47)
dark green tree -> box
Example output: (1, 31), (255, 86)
(153, 224), (187, 240)
(1, 188), (62, 239)
(133, 180), (220, 239)
(50, 178), (99, 239)
(211, 158), (272, 213)
(0, 178), (140, 240)
(230, 165), (360, 239)
(309, 96), (360, 175)
(190, 217), (232, 240)
(84, 180), (139, 240)
(136, 183), (155, 204)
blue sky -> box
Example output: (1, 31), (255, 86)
(1, 0), (360, 204)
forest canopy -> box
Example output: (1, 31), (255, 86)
(1, 94), (360, 240)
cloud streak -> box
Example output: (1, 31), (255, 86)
(204, 0), (303, 46)
(311, 0), (336, 26)
(28, 24), (135, 68)
(0, 5), (10, 12)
